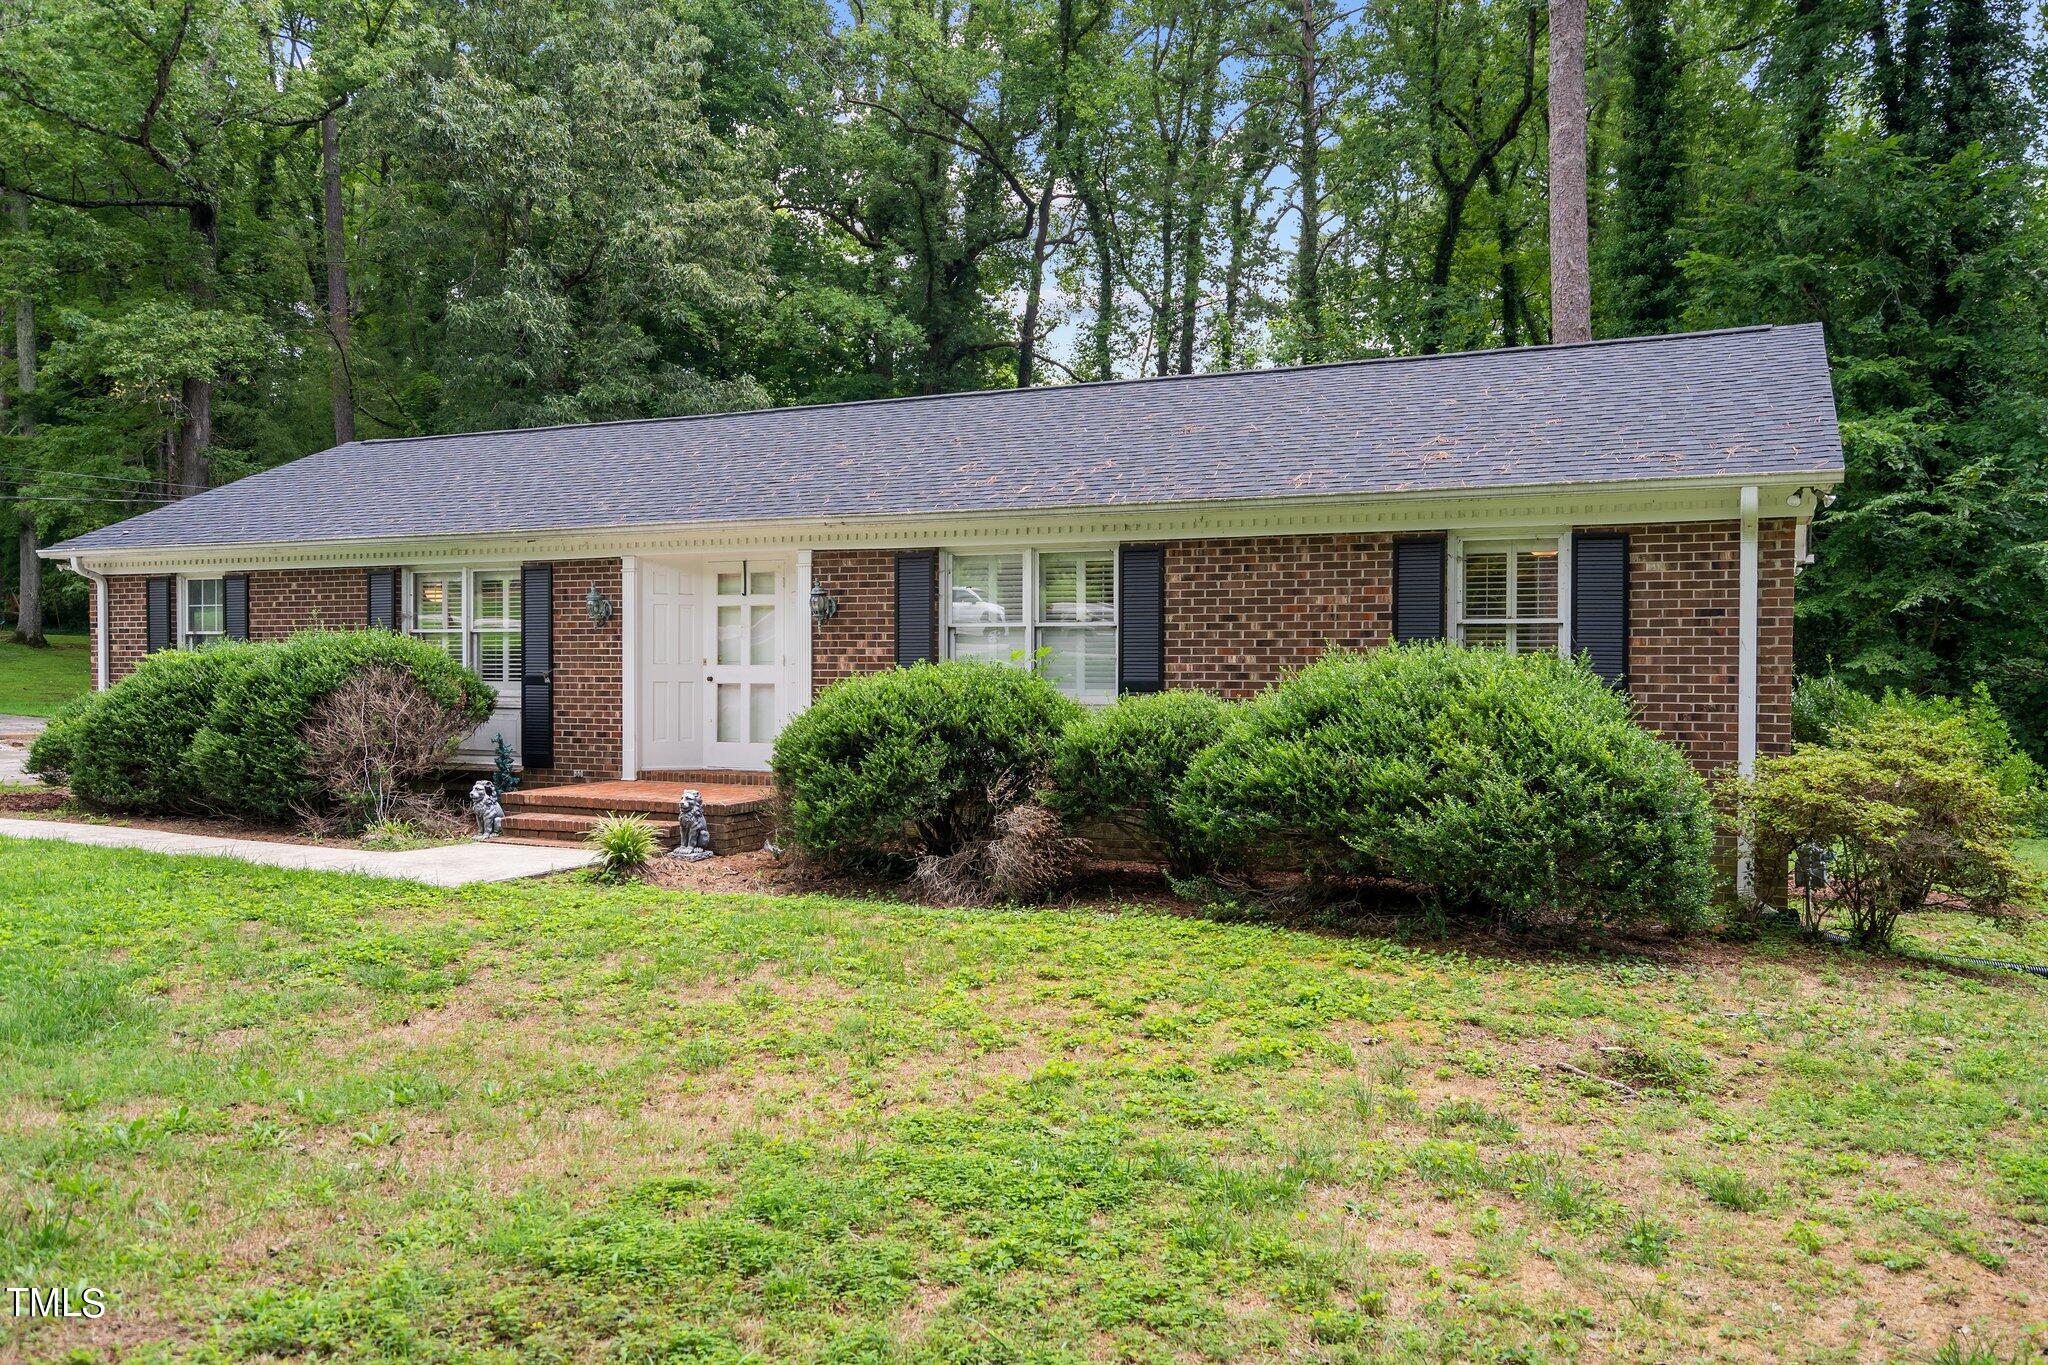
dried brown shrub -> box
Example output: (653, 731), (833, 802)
(298, 666), (475, 829)
(911, 791), (1081, 906)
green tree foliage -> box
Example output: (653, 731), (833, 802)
(3, 0), (2045, 757)
(1603, 0), (1684, 332)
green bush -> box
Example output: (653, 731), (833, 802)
(29, 631), (490, 822)
(588, 813), (660, 881)
(1792, 677), (2045, 831)
(28, 646), (250, 811)
(771, 661), (1080, 871)
(184, 630), (491, 821)
(1726, 702), (2039, 946)
(1791, 673), (1874, 746)
(1046, 690), (1235, 875)
(1175, 644), (1716, 932)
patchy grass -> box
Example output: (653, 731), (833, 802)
(1885, 839), (2048, 968)
(1, 838), (2045, 1361)
(0, 629), (90, 717)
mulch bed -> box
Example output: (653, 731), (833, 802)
(0, 789), (69, 814)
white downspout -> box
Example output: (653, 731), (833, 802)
(1735, 485), (1761, 898)
(618, 555), (638, 780)
(69, 556), (110, 693)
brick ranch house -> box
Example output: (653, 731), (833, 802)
(47, 325), (1842, 803)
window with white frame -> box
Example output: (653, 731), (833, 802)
(410, 569), (522, 686)
(182, 577), (225, 648)
(1458, 540), (1562, 655)
(945, 548), (1118, 703)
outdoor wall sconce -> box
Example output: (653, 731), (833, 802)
(584, 584), (615, 626)
(809, 580), (839, 624)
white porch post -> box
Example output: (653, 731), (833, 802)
(794, 549), (815, 716)
(1735, 485), (1761, 898)
(619, 555), (638, 780)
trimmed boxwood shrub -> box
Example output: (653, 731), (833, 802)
(28, 630), (491, 822)
(1176, 644), (1715, 932)
(771, 660), (1080, 871)
(184, 630), (491, 821)
(1046, 689), (1235, 875)
(28, 646), (249, 812)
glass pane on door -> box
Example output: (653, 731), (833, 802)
(750, 684), (777, 743)
(717, 605), (743, 665)
(717, 683), (743, 743)
(750, 603), (775, 665)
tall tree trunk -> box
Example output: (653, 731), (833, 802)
(322, 108), (356, 444)
(1016, 176), (1058, 387)
(1547, 0), (1592, 343)
(1154, 140), (1179, 375)
(1422, 184), (1474, 352)
(1082, 185), (1117, 380)
(174, 201), (221, 495)
(1176, 33), (1223, 375)
(9, 191), (40, 647)
(1483, 162), (1526, 347)
(1292, 0), (1325, 361)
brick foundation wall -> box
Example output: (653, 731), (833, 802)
(1163, 533), (1395, 696)
(531, 558), (624, 784)
(811, 549), (899, 696)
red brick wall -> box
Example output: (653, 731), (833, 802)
(811, 549), (900, 695)
(246, 567), (375, 639)
(532, 558), (623, 784)
(1163, 533), (1394, 695)
(99, 575), (148, 689)
(90, 521), (1798, 779)
(1587, 518), (1798, 770)
(97, 559), (626, 784)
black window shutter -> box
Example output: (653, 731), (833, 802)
(1572, 531), (1630, 689)
(1391, 536), (1447, 642)
(520, 563), (554, 768)
(223, 575), (250, 641)
(366, 568), (398, 630)
(894, 551), (938, 667)
(1118, 543), (1166, 694)
(146, 576), (175, 653)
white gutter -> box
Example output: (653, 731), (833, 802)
(68, 556), (110, 692)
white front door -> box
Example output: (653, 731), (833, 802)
(703, 560), (786, 769)
(639, 560), (702, 772)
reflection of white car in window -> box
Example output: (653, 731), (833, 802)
(951, 585), (1008, 623)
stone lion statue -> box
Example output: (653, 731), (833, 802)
(469, 780), (505, 838)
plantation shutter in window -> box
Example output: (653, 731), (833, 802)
(894, 550), (938, 667)
(366, 568), (398, 630)
(223, 575), (250, 641)
(145, 576), (174, 653)
(1391, 536), (1447, 642)
(1572, 531), (1630, 689)
(520, 563), (554, 768)
(1118, 544), (1166, 694)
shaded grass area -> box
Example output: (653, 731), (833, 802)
(1889, 839), (2048, 966)
(1, 838), (2044, 1361)
(0, 629), (90, 717)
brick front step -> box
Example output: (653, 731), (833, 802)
(498, 778), (774, 854)
(637, 768), (774, 787)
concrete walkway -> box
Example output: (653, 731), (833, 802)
(0, 816), (596, 886)
(0, 715), (46, 786)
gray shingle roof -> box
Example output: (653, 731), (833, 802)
(51, 324), (1842, 556)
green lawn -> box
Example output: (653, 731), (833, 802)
(0, 629), (91, 717)
(2, 841), (2045, 1361)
